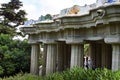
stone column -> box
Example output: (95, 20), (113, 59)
(112, 44), (120, 71)
(90, 43), (102, 68)
(30, 44), (40, 75)
(56, 43), (64, 72)
(42, 44), (47, 75)
(101, 44), (112, 69)
(46, 44), (57, 74)
(70, 44), (84, 68)
(96, 44), (102, 68)
(64, 44), (71, 70)
(90, 43), (96, 68)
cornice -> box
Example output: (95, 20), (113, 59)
(21, 4), (120, 33)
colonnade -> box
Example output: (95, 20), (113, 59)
(30, 41), (120, 75)
(30, 42), (84, 75)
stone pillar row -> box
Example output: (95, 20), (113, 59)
(90, 42), (120, 70)
(30, 42), (118, 75)
(30, 43), (120, 75)
(30, 42), (84, 75)
(90, 43), (112, 69)
(45, 43), (84, 74)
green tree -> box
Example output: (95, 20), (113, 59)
(0, 23), (16, 36)
(38, 15), (45, 21)
(45, 14), (52, 20)
(0, 0), (27, 28)
(0, 34), (31, 77)
(0, 0), (29, 77)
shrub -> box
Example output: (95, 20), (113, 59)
(1, 73), (43, 80)
(0, 66), (4, 75)
(1, 67), (120, 80)
(45, 72), (64, 80)
(114, 70), (120, 80)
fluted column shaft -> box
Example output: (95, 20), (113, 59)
(112, 44), (120, 71)
(56, 43), (64, 72)
(42, 44), (47, 75)
(70, 44), (84, 68)
(30, 44), (40, 75)
(46, 44), (57, 74)
(101, 44), (112, 69)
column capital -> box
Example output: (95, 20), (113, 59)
(28, 42), (41, 45)
(66, 41), (84, 45)
(43, 40), (57, 44)
(104, 37), (120, 44)
(66, 39), (84, 44)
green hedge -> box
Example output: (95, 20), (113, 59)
(1, 67), (120, 80)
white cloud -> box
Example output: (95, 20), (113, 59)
(38, 0), (78, 15)
(75, 0), (96, 5)
(22, 4), (39, 20)
(0, 0), (9, 3)
(20, 0), (41, 20)
(36, 0), (96, 17)
(1, 0), (97, 20)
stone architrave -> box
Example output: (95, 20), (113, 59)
(70, 44), (84, 68)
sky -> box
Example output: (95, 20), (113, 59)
(0, 0), (96, 20)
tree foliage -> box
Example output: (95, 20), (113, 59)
(45, 14), (52, 20)
(38, 14), (52, 21)
(0, 23), (16, 36)
(0, 34), (31, 77)
(0, 0), (27, 28)
(0, 1), (29, 77)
